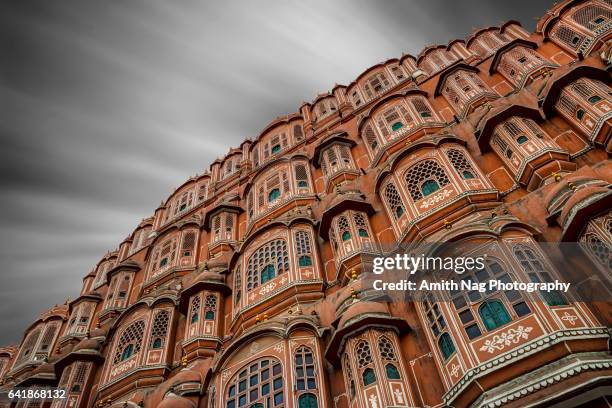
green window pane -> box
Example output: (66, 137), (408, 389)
(438, 333), (455, 360)
(479, 300), (511, 330)
(421, 180), (440, 197)
(362, 368), (376, 386)
(589, 95), (602, 104)
(391, 122), (404, 131)
(299, 255), (312, 267)
(268, 188), (281, 202)
(298, 394), (317, 408)
(261, 264), (276, 284)
(385, 363), (400, 379)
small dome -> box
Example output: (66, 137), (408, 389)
(74, 337), (103, 352)
(338, 301), (389, 329)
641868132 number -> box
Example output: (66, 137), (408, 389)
(5, 388), (67, 400)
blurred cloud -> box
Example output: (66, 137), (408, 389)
(0, 0), (554, 344)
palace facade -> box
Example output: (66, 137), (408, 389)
(1, 0), (612, 407)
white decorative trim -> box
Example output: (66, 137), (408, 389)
(443, 327), (611, 405)
(478, 326), (534, 354)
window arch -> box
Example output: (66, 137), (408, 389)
(113, 320), (145, 365)
(234, 267), (242, 307)
(478, 300), (512, 330)
(294, 164), (310, 190)
(204, 295), (217, 320)
(404, 160), (450, 201)
(438, 333), (456, 360)
(579, 211), (612, 271)
(16, 329), (41, 364)
(355, 340), (376, 386)
(225, 358), (284, 408)
(441, 69), (497, 116)
(496, 46), (554, 88)
(378, 336), (401, 379)
(363, 124), (381, 156)
(150, 236), (178, 279)
(446, 148), (477, 180)
(383, 182), (406, 220)
(320, 144), (355, 181)
(294, 346), (316, 391)
(571, 4), (612, 31)
(246, 239), (289, 290)
(189, 295), (201, 324)
(149, 310), (170, 350)
(513, 245), (568, 306)
(342, 354), (356, 400)
(295, 230), (313, 267)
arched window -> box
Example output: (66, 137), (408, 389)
(190, 296), (200, 324)
(378, 336), (401, 379)
(571, 4), (612, 30)
(579, 211), (612, 272)
(384, 183), (405, 219)
(479, 300), (512, 330)
(294, 124), (304, 142)
(513, 245), (568, 306)
(246, 239), (289, 290)
(150, 237), (178, 279)
(337, 215), (351, 242)
(204, 295), (217, 320)
(446, 148), (477, 180)
(298, 393), (317, 408)
(17, 329), (41, 363)
(295, 346), (316, 391)
(295, 164), (309, 189)
(113, 320), (145, 364)
(234, 267), (242, 307)
(295, 230), (313, 267)
(355, 340), (376, 386)
(363, 124), (380, 154)
(353, 212), (370, 238)
(342, 354), (356, 400)
(121, 344), (134, 361)
(516, 135), (529, 144)
(226, 358), (283, 408)
(411, 96), (435, 119)
(405, 160), (450, 201)
(149, 310), (170, 350)
(438, 333), (456, 360)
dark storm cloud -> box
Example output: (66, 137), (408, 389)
(0, 0), (554, 345)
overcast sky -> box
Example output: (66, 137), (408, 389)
(0, 0), (554, 345)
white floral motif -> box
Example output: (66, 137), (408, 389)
(274, 343), (284, 352)
(561, 312), (579, 326)
(418, 189), (453, 210)
(449, 363), (461, 378)
(479, 326), (533, 353)
(259, 282), (277, 295)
